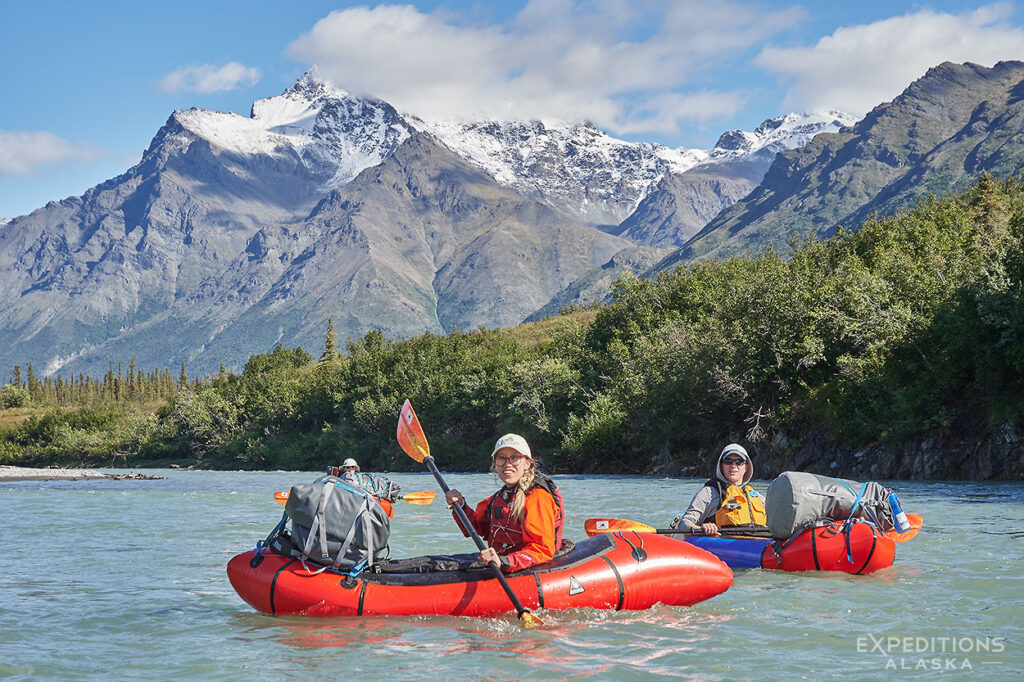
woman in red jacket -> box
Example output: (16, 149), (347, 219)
(444, 434), (565, 573)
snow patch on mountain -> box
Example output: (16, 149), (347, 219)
(171, 68), (413, 191)
(709, 110), (858, 159)
(411, 111), (856, 224)
(0, 218), (11, 228)
(413, 118), (707, 183)
(409, 118), (712, 223)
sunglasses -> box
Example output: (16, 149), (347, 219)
(721, 458), (746, 466)
(494, 454), (525, 467)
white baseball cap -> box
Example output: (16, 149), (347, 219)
(719, 444), (749, 462)
(490, 433), (533, 460)
(341, 458), (360, 470)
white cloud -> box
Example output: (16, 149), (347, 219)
(285, 1), (802, 137)
(756, 5), (1024, 116)
(615, 91), (750, 136)
(0, 131), (105, 176)
(157, 62), (262, 94)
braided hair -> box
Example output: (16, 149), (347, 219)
(491, 458), (537, 522)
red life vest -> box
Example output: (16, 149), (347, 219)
(484, 474), (565, 556)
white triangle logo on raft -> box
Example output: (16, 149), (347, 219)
(569, 576), (584, 596)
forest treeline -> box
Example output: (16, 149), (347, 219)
(2, 175), (1023, 473)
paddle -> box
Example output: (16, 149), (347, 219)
(396, 399), (543, 629)
(399, 491), (438, 505)
(586, 515), (923, 542)
(883, 513), (923, 542)
(272, 489), (437, 505)
(585, 517), (773, 538)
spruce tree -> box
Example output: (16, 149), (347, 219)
(26, 362), (41, 400)
(320, 314), (340, 364)
(128, 355), (136, 398)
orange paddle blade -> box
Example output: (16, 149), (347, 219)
(584, 517), (656, 537)
(397, 399), (430, 462)
(273, 490), (289, 505)
(884, 513), (923, 542)
(400, 490), (436, 505)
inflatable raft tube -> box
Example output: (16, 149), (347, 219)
(227, 533), (734, 618)
(682, 521), (895, 574)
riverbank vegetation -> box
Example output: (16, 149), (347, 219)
(2, 175), (1023, 473)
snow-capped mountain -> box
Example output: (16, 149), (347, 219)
(158, 68), (855, 228)
(0, 68), (858, 378)
(410, 118), (704, 225)
(0, 218), (10, 228)
(171, 67), (413, 192)
(708, 110), (858, 159)
(609, 110), (859, 249)
(412, 111), (856, 226)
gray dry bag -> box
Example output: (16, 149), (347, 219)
(282, 476), (391, 571)
(765, 471), (895, 539)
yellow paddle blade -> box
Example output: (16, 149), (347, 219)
(397, 399), (430, 462)
(584, 517), (656, 536)
(400, 490), (436, 505)
(273, 490), (289, 505)
(519, 611), (544, 628)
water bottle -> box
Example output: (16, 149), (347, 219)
(888, 491), (911, 533)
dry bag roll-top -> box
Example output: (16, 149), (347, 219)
(281, 475), (391, 570)
(765, 471), (895, 539)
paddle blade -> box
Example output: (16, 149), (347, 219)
(884, 513), (923, 543)
(584, 518), (656, 537)
(519, 611), (544, 629)
(273, 490), (289, 505)
(400, 490), (436, 505)
(397, 400), (430, 462)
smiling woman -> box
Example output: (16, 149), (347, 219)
(443, 433), (567, 573)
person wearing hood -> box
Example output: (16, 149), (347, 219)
(444, 433), (566, 573)
(670, 444), (766, 536)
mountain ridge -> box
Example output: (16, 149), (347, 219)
(658, 60), (1024, 269)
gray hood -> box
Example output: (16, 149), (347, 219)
(715, 443), (753, 486)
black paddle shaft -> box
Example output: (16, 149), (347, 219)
(660, 527), (772, 537)
(423, 456), (533, 619)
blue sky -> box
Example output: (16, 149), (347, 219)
(2, 0), (1023, 218)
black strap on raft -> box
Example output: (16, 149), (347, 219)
(851, 519), (880, 574)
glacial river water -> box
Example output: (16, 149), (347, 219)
(1, 470), (1022, 680)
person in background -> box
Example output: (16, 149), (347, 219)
(444, 434), (566, 572)
(334, 458), (401, 504)
(670, 443), (766, 536)
(338, 457), (361, 483)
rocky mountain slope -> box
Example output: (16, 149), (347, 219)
(660, 60), (1024, 268)
(0, 70), (849, 377)
(417, 111), (853, 236)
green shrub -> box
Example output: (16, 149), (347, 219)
(1, 385), (30, 408)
